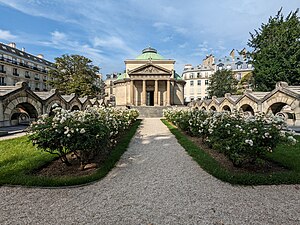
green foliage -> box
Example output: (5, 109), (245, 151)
(48, 54), (101, 97)
(0, 120), (141, 187)
(164, 108), (297, 167)
(163, 119), (300, 185)
(28, 106), (139, 169)
(248, 9), (300, 91)
(207, 69), (238, 97)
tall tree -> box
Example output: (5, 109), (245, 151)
(207, 69), (237, 97)
(248, 8), (300, 91)
(48, 54), (101, 97)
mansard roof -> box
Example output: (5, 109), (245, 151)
(0, 42), (54, 67)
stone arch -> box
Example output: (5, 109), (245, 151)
(69, 100), (82, 111)
(210, 105), (217, 111)
(267, 102), (288, 115)
(239, 104), (254, 115)
(46, 100), (66, 113)
(71, 105), (80, 111)
(222, 105), (231, 112)
(262, 92), (298, 115)
(4, 97), (41, 125)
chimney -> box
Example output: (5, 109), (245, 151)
(230, 49), (235, 59)
(21, 47), (25, 52)
(8, 42), (16, 48)
(37, 54), (44, 59)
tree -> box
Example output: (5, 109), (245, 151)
(248, 8), (300, 91)
(207, 69), (238, 98)
(48, 54), (101, 97)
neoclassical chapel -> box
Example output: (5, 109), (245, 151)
(114, 47), (185, 106)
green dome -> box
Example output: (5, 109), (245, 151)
(117, 73), (126, 80)
(135, 47), (164, 60)
(174, 72), (183, 80)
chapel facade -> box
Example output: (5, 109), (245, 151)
(114, 47), (185, 106)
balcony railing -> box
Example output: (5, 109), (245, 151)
(13, 73), (19, 76)
(0, 56), (49, 73)
(35, 88), (40, 91)
(0, 70), (6, 74)
(0, 83), (6, 86)
(34, 77), (40, 80)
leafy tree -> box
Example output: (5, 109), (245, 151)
(207, 69), (238, 97)
(48, 54), (101, 97)
(248, 8), (300, 91)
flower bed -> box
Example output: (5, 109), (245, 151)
(28, 106), (139, 170)
(164, 108), (297, 167)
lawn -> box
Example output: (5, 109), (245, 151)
(162, 119), (300, 185)
(0, 120), (141, 187)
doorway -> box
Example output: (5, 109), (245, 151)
(146, 91), (154, 106)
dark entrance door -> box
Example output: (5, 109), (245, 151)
(146, 91), (154, 106)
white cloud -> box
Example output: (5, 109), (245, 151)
(178, 42), (188, 49)
(0, 29), (17, 41)
(93, 36), (137, 56)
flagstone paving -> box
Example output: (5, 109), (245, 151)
(0, 118), (299, 225)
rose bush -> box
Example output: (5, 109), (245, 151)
(164, 108), (297, 167)
(28, 106), (139, 169)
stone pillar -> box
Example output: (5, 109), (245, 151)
(130, 80), (134, 105)
(142, 80), (146, 106)
(166, 80), (170, 106)
(154, 80), (158, 106)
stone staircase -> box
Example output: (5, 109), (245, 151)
(132, 106), (170, 118)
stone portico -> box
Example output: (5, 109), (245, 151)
(114, 47), (185, 106)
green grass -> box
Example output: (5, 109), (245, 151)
(0, 120), (141, 187)
(162, 119), (300, 185)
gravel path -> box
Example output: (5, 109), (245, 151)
(0, 118), (299, 225)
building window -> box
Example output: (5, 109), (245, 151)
(197, 72), (200, 78)
(236, 73), (242, 81)
(0, 77), (5, 85)
(197, 80), (201, 85)
(205, 80), (209, 85)
(13, 68), (19, 76)
(190, 80), (194, 86)
(35, 74), (39, 80)
(25, 71), (30, 78)
(0, 65), (5, 73)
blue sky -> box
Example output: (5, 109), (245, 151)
(0, 0), (299, 76)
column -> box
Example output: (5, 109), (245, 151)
(154, 80), (158, 106)
(166, 80), (170, 106)
(142, 80), (146, 106)
(130, 80), (134, 105)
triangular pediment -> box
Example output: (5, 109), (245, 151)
(129, 63), (171, 75)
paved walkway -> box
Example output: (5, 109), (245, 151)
(0, 118), (299, 225)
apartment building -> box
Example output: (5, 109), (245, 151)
(104, 72), (119, 104)
(0, 42), (55, 91)
(214, 48), (253, 81)
(182, 63), (214, 102)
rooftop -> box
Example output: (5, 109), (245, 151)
(135, 47), (165, 60)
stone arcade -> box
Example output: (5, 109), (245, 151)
(0, 82), (102, 127)
(191, 82), (300, 126)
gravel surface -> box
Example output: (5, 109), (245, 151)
(0, 118), (299, 225)
(0, 132), (26, 141)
